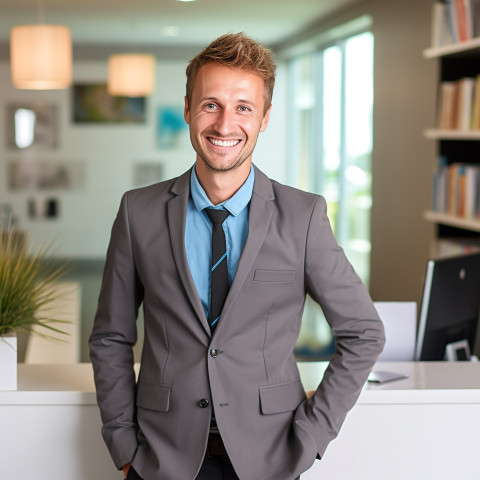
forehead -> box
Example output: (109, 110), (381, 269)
(192, 62), (266, 101)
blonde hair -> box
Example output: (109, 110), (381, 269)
(186, 32), (276, 114)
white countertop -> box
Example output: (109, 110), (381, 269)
(0, 363), (99, 405)
(2, 361), (480, 405)
(299, 361), (480, 404)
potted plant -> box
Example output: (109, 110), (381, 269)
(0, 223), (69, 390)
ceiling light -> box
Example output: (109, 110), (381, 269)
(10, 24), (72, 90)
(108, 54), (155, 97)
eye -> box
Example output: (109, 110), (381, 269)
(203, 103), (217, 111)
(237, 105), (251, 112)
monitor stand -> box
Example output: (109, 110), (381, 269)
(444, 340), (471, 361)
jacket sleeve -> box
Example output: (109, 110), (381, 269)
(293, 196), (385, 459)
(89, 192), (144, 469)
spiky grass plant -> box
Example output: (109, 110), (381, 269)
(0, 224), (70, 339)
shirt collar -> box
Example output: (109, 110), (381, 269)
(190, 164), (255, 217)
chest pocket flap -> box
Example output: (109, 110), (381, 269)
(254, 269), (296, 283)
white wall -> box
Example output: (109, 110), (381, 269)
(0, 60), (287, 259)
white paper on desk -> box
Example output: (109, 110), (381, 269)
(374, 302), (417, 361)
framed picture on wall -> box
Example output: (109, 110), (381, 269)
(27, 196), (60, 220)
(7, 159), (86, 191)
(6, 103), (57, 150)
(72, 83), (146, 123)
(156, 105), (188, 149)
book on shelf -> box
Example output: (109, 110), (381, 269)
(434, 237), (480, 257)
(437, 76), (478, 130)
(437, 81), (457, 128)
(472, 75), (480, 128)
(465, 164), (480, 217)
(456, 0), (472, 41)
(431, 0), (480, 47)
(432, 157), (480, 219)
(473, 0), (480, 36)
(433, 156), (448, 213)
(447, 0), (460, 43)
(458, 77), (475, 129)
(431, 2), (453, 46)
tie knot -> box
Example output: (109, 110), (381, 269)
(206, 208), (230, 226)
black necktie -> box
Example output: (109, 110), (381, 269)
(205, 209), (230, 331)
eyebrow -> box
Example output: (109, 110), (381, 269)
(200, 96), (257, 107)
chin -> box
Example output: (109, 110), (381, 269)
(202, 156), (247, 173)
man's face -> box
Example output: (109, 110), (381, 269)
(184, 62), (271, 173)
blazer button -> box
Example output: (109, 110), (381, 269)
(198, 398), (209, 408)
(210, 347), (220, 358)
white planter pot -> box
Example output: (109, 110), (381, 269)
(0, 334), (17, 390)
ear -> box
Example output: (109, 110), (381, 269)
(184, 96), (190, 125)
(259, 104), (272, 132)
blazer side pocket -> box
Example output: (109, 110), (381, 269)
(253, 269), (296, 283)
(136, 381), (171, 412)
(259, 380), (306, 415)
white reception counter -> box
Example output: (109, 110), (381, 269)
(1, 362), (480, 479)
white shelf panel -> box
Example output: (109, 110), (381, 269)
(424, 210), (480, 232)
(424, 129), (480, 140)
(424, 37), (480, 58)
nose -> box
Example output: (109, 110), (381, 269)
(213, 109), (235, 136)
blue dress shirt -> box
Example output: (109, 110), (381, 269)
(185, 164), (254, 321)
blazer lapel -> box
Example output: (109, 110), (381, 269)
(218, 166), (275, 328)
(167, 170), (211, 336)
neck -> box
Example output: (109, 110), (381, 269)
(195, 160), (252, 205)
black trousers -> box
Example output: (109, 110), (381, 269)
(196, 454), (240, 480)
(126, 456), (239, 480)
(126, 457), (300, 479)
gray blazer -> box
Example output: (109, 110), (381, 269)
(89, 166), (385, 480)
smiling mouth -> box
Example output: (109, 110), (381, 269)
(208, 137), (241, 148)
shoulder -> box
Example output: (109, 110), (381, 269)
(254, 166), (324, 211)
(122, 169), (190, 206)
(271, 179), (321, 205)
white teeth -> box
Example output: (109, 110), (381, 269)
(210, 138), (240, 147)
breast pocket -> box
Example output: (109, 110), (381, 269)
(253, 269), (296, 283)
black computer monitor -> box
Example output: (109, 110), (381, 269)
(414, 252), (480, 361)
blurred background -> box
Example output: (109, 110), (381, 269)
(0, 0), (438, 362)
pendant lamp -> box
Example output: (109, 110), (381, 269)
(10, 24), (72, 90)
(108, 53), (155, 97)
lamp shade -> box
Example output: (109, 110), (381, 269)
(10, 24), (72, 90)
(108, 54), (155, 97)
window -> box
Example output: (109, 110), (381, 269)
(289, 31), (374, 359)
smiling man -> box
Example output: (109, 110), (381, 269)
(184, 51), (271, 205)
(90, 33), (385, 480)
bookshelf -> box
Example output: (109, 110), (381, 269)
(424, 128), (480, 140)
(423, 36), (480, 58)
(424, 210), (480, 232)
(423, 7), (480, 255)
